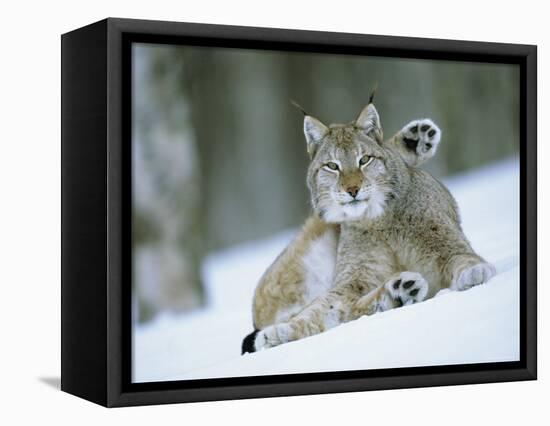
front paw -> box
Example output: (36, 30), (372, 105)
(451, 262), (496, 291)
(254, 323), (292, 351)
(385, 271), (429, 306)
(401, 119), (441, 159)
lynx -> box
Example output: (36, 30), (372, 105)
(242, 99), (495, 354)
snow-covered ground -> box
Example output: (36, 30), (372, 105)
(133, 158), (520, 383)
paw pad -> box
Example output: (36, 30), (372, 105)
(402, 119), (441, 156)
(385, 271), (429, 306)
(402, 280), (415, 289)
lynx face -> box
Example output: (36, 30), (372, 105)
(304, 104), (402, 223)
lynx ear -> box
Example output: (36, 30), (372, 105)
(355, 103), (383, 143)
(304, 116), (328, 158)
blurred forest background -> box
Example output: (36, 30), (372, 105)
(132, 43), (519, 323)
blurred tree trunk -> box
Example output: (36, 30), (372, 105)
(183, 48), (311, 252)
(132, 45), (204, 322)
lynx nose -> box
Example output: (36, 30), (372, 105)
(346, 186), (359, 198)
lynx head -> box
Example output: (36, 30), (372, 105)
(303, 102), (405, 223)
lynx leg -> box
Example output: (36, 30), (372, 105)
(251, 217), (338, 331)
(253, 284), (362, 351)
(351, 285), (397, 317)
(352, 271), (429, 318)
(438, 250), (496, 291)
(252, 228), (396, 351)
(253, 323), (294, 351)
(386, 119), (441, 166)
(450, 260), (496, 291)
(254, 272), (430, 351)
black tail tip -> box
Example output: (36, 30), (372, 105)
(241, 329), (259, 355)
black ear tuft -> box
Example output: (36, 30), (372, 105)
(369, 82), (378, 104)
(241, 329), (259, 354)
(290, 100), (309, 116)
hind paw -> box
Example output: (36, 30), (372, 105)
(385, 271), (429, 306)
(253, 323), (292, 351)
(451, 262), (496, 291)
(401, 119), (441, 160)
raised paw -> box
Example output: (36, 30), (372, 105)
(401, 118), (441, 160)
(254, 323), (292, 351)
(451, 262), (496, 291)
(385, 271), (429, 306)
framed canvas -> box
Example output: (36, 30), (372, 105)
(61, 18), (537, 407)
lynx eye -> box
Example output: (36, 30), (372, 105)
(359, 155), (373, 167)
(325, 162), (339, 171)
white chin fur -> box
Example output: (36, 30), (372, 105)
(323, 203), (365, 223)
(322, 192), (386, 223)
(342, 202), (368, 219)
(363, 190), (386, 219)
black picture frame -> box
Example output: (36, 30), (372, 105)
(61, 17), (537, 407)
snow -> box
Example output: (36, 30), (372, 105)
(133, 158), (520, 383)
